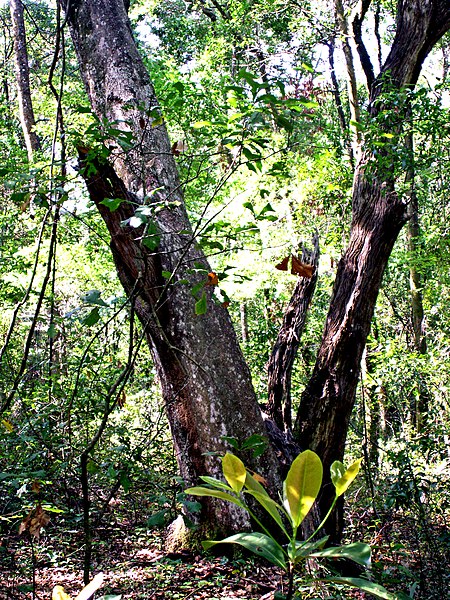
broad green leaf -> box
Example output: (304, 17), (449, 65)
(331, 458), (363, 497)
(312, 542), (371, 567)
(222, 453), (246, 493)
(147, 509), (168, 527)
(293, 536), (329, 560)
(99, 197), (127, 211)
(199, 476), (234, 491)
(81, 307), (100, 327)
(195, 291), (207, 315)
(203, 532), (287, 570)
(325, 577), (403, 599)
(244, 490), (288, 536)
(192, 120), (212, 129)
(184, 487), (243, 508)
(142, 234), (160, 250)
(284, 450), (322, 528)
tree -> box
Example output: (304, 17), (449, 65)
(49, 0), (450, 543)
(294, 0), (450, 539)
(10, 0), (40, 160)
(58, 0), (283, 538)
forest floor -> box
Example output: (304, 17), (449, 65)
(0, 501), (449, 599)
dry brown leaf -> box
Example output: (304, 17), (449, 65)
(205, 272), (219, 286)
(275, 255), (314, 278)
(19, 504), (50, 539)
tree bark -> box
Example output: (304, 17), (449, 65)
(60, 0), (283, 537)
(294, 0), (450, 542)
(267, 235), (319, 431)
(10, 0), (40, 161)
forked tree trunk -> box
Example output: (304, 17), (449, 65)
(60, 0), (283, 536)
(294, 0), (450, 541)
(10, 0), (40, 160)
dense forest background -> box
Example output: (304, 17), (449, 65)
(0, 0), (449, 598)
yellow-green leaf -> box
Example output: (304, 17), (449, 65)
(185, 486), (243, 508)
(331, 458), (363, 497)
(1, 419), (13, 433)
(284, 450), (322, 528)
(222, 453), (246, 493)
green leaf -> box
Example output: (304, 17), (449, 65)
(199, 476), (234, 492)
(222, 453), (246, 493)
(192, 120), (212, 129)
(142, 233), (161, 250)
(80, 289), (109, 307)
(221, 435), (240, 449)
(293, 536), (329, 560)
(331, 458), (363, 497)
(147, 509), (168, 527)
(195, 291), (207, 315)
(284, 450), (322, 528)
(325, 577), (402, 599)
(81, 307), (100, 327)
(203, 532), (287, 570)
(184, 487), (243, 508)
(243, 482), (288, 536)
(100, 197), (127, 211)
(312, 542), (371, 567)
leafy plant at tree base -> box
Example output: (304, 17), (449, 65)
(186, 450), (407, 600)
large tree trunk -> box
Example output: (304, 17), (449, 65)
(60, 0), (283, 536)
(10, 0), (40, 161)
(294, 0), (450, 542)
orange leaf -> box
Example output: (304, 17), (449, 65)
(275, 256), (289, 271)
(206, 272), (219, 286)
(291, 256), (314, 278)
(250, 471), (268, 486)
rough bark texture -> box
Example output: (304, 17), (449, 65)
(294, 0), (450, 542)
(10, 0), (40, 161)
(61, 0), (283, 536)
(267, 235), (319, 431)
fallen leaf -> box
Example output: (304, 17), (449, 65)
(250, 471), (268, 486)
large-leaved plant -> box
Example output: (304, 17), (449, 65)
(186, 450), (406, 600)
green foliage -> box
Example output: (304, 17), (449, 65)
(186, 451), (401, 599)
